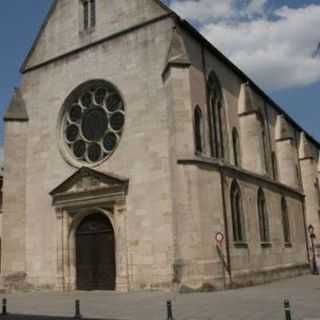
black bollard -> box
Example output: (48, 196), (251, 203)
(166, 300), (174, 320)
(2, 298), (7, 315)
(284, 299), (292, 320)
(74, 300), (82, 319)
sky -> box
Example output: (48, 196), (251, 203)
(0, 0), (319, 146)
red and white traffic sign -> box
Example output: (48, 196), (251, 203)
(215, 232), (224, 245)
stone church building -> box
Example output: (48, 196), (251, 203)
(1, 0), (320, 292)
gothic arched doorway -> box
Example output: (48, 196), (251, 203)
(76, 213), (115, 290)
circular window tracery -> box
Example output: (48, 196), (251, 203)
(60, 80), (125, 166)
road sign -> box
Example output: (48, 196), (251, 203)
(215, 232), (224, 245)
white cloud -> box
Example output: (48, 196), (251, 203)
(246, 0), (268, 16)
(170, 0), (236, 23)
(168, 1), (320, 91)
(169, 0), (268, 22)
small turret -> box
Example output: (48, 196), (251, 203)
(2, 87), (29, 284)
(4, 87), (29, 122)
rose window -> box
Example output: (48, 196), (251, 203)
(61, 81), (125, 165)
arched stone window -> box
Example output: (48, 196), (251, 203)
(208, 72), (225, 159)
(230, 181), (246, 242)
(257, 189), (270, 243)
(281, 197), (291, 244)
(194, 106), (204, 154)
(232, 128), (241, 166)
(271, 151), (278, 180)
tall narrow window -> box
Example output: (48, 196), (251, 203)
(281, 197), (291, 245)
(82, 0), (96, 30)
(257, 113), (268, 173)
(83, 0), (89, 30)
(208, 72), (225, 159)
(194, 106), (204, 154)
(0, 177), (3, 212)
(231, 181), (246, 243)
(257, 189), (270, 243)
(315, 178), (320, 208)
(295, 164), (302, 188)
(232, 128), (241, 166)
(271, 152), (278, 180)
(90, 0), (96, 28)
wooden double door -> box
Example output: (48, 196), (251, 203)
(76, 213), (115, 290)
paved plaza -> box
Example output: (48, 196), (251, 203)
(1, 275), (320, 320)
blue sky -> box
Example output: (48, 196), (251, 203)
(0, 0), (319, 146)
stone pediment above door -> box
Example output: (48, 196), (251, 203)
(50, 167), (129, 208)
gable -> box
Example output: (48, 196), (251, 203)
(50, 167), (129, 196)
(22, 0), (171, 72)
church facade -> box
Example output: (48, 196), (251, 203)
(1, 0), (320, 292)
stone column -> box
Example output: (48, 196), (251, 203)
(275, 115), (298, 188)
(238, 83), (265, 175)
(2, 88), (29, 283)
(299, 133), (319, 235)
(55, 208), (71, 291)
(55, 208), (64, 291)
(114, 203), (129, 292)
(316, 157), (320, 260)
(62, 211), (71, 291)
(163, 39), (203, 288)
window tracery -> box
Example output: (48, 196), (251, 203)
(271, 151), (278, 180)
(60, 80), (125, 166)
(82, 0), (96, 31)
(230, 181), (246, 243)
(194, 106), (204, 154)
(257, 189), (270, 243)
(257, 113), (268, 173)
(232, 128), (241, 166)
(208, 72), (225, 159)
(281, 197), (291, 245)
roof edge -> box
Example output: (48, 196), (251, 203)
(20, 0), (59, 73)
(153, 0), (174, 14)
(176, 17), (320, 149)
(20, 0), (174, 74)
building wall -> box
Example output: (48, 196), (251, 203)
(24, 0), (169, 71)
(170, 25), (313, 289)
(2, 0), (320, 292)
(4, 9), (176, 289)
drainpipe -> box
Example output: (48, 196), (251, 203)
(219, 166), (232, 285)
(302, 198), (311, 266)
(201, 45), (214, 157)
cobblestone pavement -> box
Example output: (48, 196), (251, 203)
(1, 275), (320, 320)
